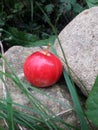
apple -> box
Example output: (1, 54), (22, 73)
(23, 48), (63, 87)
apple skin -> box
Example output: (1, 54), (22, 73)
(23, 50), (63, 87)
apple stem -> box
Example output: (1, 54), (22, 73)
(45, 44), (51, 55)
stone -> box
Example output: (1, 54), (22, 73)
(54, 7), (98, 96)
(0, 46), (79, 129)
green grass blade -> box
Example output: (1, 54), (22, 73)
(30, 0), (33, 22)
(6, 92), (14, 130)
(0, 56), (79, 130)
(35, 1), (57, 34)
(0, 99), (78, 130)
(0, 74), (14, 130)
(63, 70), (88, 130)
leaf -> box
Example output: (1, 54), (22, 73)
(3, 27), (56, 47)
(73, 3), (84, 13)
(86, 76), (98, 127)
(3, 27), (39, 46)
(87, 0), (98, 3)
(0, 19), (5, 27)
(12, 2), (24, 13)
(45, 4), (54, 14)
(63, 70), (88, 130)
(69, 0), (76, 5)
(0, 76), (14, 129)
(86, 0), (98, 7)
(65, 2), (71, 12)
(34, 35), (56, 46)
(6, 92), (14, 130)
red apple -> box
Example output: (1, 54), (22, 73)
(23, 49), (63, 87)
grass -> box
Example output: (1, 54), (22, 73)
(0, 33), (90, 130)
(0, 2), (96, 129)
(0, 50), (80, 130)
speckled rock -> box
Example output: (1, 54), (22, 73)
(0, 46), (78, 129)
(54, 7), (98, 96)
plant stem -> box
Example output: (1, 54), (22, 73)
(45, 44), (51, 55)
(30, 0), (33, 22)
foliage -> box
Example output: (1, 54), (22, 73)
(0, 0), (87, 50)
(63, 70), (88, 130)
(0, 0), (97, 48)
(86, 76), (98, 127)
(0, 0), (98, 129)
(86, 0), (98, 7)
(0, 55), (79, 130)
(1, 27), (56, 47)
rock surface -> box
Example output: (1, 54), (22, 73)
(54, 7), (98, 96)
(0, 46), (78, 129)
